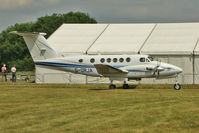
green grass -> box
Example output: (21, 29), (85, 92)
(0, 84), (199, 133)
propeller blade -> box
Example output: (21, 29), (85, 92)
(153, 65), (159, 75)
(157, 70), (160, 78)
(153, 61), (161, 76)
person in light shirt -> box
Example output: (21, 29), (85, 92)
(11, 65), (16, 82)
(1, 64), (7, 81)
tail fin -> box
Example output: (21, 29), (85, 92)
(10, 31), (57, 61)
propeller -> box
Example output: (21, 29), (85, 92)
(146, 60), (164, 78)
(153, 61), (162, 78)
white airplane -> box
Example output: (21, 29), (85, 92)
(10, 31), (183, 90)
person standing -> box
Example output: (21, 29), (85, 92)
(1, 64), (7, 82)
(11, 65), (17, 82)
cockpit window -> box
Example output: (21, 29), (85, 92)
(146, 58), (150, 62)
(148, 57), (153, 61)
(140, 58), (145, 62)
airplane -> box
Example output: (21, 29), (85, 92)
(10, 31), (183, 90)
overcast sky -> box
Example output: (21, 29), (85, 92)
(0, 0), (199, 31)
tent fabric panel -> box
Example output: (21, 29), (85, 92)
(48, 24), (108, 53)
(141, 23), (199, 55)
(87, 24), (156, 54)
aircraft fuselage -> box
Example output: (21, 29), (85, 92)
(35, 54), (182, 80)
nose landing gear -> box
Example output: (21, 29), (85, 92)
(174, 83), (181, 90)
(174, 77), (181, 90)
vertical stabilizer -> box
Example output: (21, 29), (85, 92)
(10, 31), (57, 61)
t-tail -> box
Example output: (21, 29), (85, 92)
(10, 31), (57, 61)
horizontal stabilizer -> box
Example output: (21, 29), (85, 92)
(10, 31), (46, 36)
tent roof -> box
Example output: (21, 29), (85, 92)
(47, 24), (108, 54)
(48, 23), (199, 56)
(140, 23), (199, 55)
(87, 24), (155, 55)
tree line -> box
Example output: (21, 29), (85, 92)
(0, 12), (97, 71)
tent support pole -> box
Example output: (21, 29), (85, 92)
(193, 38), (199, 84)
(138, 24), (157, 54)
(193, 53), (195, 84)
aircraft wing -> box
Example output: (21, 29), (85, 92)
(94, 64), (128, 76)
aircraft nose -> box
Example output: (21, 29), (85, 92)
(175, 66), (183, 74)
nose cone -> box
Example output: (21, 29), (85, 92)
(152, 61), (183, 75)
(159, 62), (183, 75)
(175, 67), (183, 74)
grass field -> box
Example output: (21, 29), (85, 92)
(0, 84), (199, 133)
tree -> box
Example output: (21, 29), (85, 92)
(0, 12), (97, 71)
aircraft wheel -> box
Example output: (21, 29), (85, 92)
(174, 83), (181, 90)
(123, 84), (129, 89)
(109, 84), (116, 89)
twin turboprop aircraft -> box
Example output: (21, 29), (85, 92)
(10, 31), (183, 90)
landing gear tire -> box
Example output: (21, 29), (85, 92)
(174, 83), (181, 90)
(109, 84), (116, 89)
(123, 84), (129, 89)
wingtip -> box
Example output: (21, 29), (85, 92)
(9, 31), (18, 34)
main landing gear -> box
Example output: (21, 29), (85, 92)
(109, 80), (130, 89)
(123, 81), (129, 89)
(109, 84), (116, 89)
(109, 80), (116, 89)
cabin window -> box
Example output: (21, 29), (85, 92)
(119, 58), (124, 62)
(126, 57), (131, 62)
(113, 58), (117, 63)
(107, 58), (111, 63)
(140, 58), (145, 62)
(90, 58), (95, 63)
(100, 58), (105, 63)
(79, 59), (83, 63)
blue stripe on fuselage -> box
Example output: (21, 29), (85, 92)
(35, 62), (127, 68)
(35, 62), (146, 73)
(35, 62), (94, 68)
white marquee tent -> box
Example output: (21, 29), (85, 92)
(35, 23), (199, 84)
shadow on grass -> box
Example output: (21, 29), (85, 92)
(89, 85), (137, 90)
(89, 88), (111, 90)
